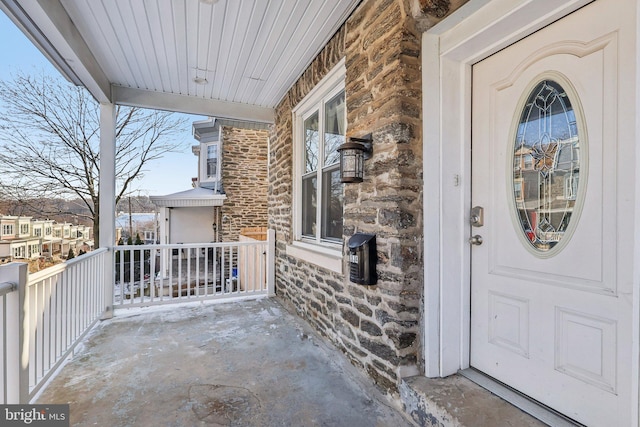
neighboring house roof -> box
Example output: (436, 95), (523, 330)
(193, 118), (271, 142)
(150, 187), (226, 208)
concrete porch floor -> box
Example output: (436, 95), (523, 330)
(36, 297), (413, 427)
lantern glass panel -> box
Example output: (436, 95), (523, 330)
(340, 148), (364, 181)
(342, 150), (357, 177)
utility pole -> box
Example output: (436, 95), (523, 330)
(128, 196), (133, 240)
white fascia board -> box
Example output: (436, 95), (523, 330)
(12, 0), (111, 102)
(149, 198), (226, 208)
(193, 118), (216, 141)
(149, 194), (226, 208)
(113, 86), (275, 124)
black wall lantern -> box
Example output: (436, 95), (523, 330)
(337, 134), (372, 183)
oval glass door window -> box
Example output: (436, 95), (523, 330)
(512, 79), (583, 253)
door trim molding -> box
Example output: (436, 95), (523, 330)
(421, 0), (595, 377)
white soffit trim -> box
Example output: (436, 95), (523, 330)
(113, 86), (275, 123)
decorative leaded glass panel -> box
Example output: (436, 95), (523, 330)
(512, 80), (581, 252)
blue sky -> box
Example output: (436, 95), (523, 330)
(0, 11), (200, 197)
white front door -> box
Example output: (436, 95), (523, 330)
(470, 2), (631, 425)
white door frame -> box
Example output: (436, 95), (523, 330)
(421, 2), (639, 422)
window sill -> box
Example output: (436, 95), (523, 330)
(286, 241), (343, 274)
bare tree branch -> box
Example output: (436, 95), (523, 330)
(0, 71), (189, 243)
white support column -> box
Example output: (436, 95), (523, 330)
(158, 207), (169, 245)
(100, 102), (116, 319)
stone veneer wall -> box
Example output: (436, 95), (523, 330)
(269, 0), (448, 395)
(220, 126), (269, 241)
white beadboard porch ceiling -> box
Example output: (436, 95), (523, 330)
(1, 0), (361, 123)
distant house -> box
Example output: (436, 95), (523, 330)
(77, 225), (94, 253)
(150, 118), (268, 245)
(0, 215), (40, 261)
(0, 215), (91, 261)
(38, 219), (57, 258)
(0, 215), (19, 263)
(115, 212), (157, 244)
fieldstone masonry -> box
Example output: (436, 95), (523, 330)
(220, 126), (268, 241)
(269, 0), (461, 397)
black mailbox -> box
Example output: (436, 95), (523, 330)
(348, 233), (377, 285)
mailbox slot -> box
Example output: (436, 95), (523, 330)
(348, 233), (377, 285)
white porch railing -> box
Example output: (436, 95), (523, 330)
(112, 230), (275, 308)
(0, 229), (275, 403)
(0, 248), (108, 403)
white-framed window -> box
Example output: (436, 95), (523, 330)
(44, 226), (52, 236)
(19, 224), (29, 235)
(207, 143), (219, 179)
(12, 245), (25, 258)
(293, 59), (346, 248)
(29, 244), (39, 257)
(201, 141), (221, 182)
(2, 224), (14, 236)
(34, 228), (42, 237)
